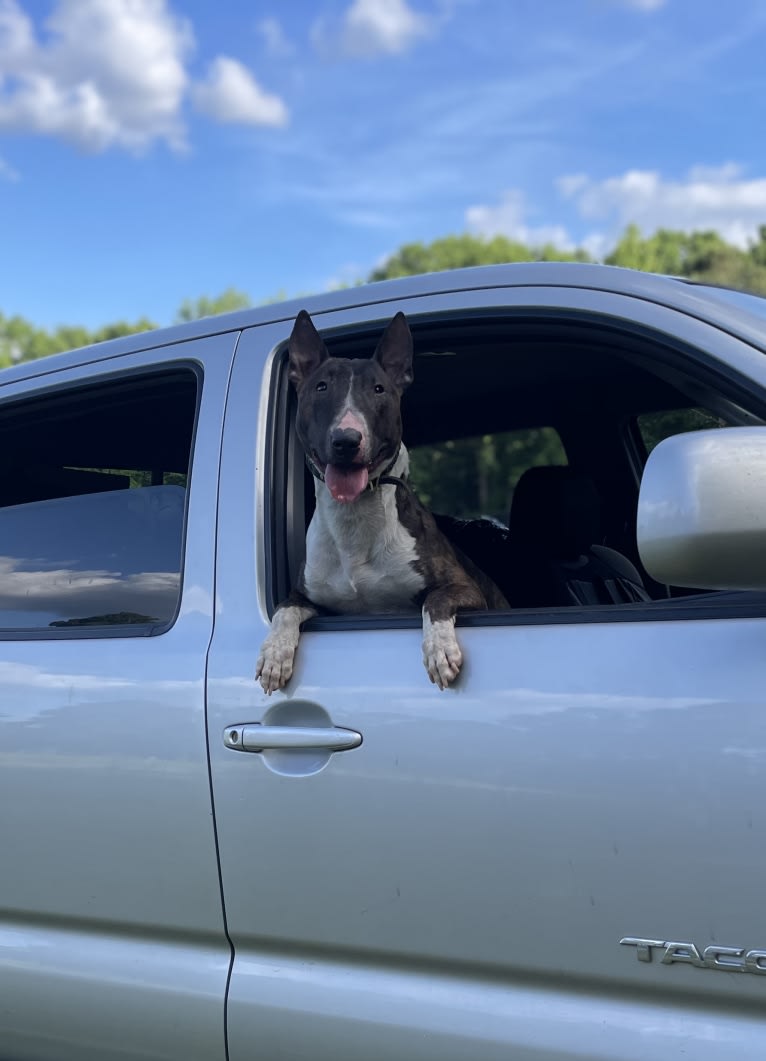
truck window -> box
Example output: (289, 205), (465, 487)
(269, 311), (765, 617)
(0, 369), (197, 635)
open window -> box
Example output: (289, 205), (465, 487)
(267, 309), (766, 624)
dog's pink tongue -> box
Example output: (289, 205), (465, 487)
(325, 464), (369, 503)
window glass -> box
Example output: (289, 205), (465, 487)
(637, 407), (727, 454)
(408, 427), (566, 523)
(0, 370), (197, 633)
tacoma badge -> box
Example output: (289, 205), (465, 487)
(620, 937), (766, 973)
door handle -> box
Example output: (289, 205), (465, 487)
(223, 724), (362, 753)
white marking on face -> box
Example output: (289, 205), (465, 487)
(335, 409), (366, 434)
(331, 378), (370, 462)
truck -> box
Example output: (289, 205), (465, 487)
(3, 261), (766, 1060)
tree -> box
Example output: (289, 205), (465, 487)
(370, 233), (590, 282)
(607, 225), (766, 294)
(175, 287), (252, 323)
(409, 428), (567, 522)
(0, 284), (254, 368)
(748, 225), (766, 268)
(0, 313), (157, 368)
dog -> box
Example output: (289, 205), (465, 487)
(256, 309), (508, 693)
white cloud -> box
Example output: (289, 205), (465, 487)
(465, 164), (766, 260)
(559, 164), (766, 249)
(0, 0), (34, 60)
(466, 188), (575, 250)
(0, 0), (192, 151)
(191, 56), (288, 127)
(579, 231), (613, 261)
(0, 1), (290, 152)
(314, 0), (433, 58)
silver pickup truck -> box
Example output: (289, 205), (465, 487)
(3, 262), (766, 1061)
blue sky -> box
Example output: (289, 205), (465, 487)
(1, 0), (766, 330)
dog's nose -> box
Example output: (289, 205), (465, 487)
(331, 428), (362, 461)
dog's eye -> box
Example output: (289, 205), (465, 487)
(374, 383), (385, 394)
(315, 381), (327, 392)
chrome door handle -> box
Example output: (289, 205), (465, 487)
(223, 724), (362, 752)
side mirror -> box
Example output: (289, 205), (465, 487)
(637, 427), (766, 591)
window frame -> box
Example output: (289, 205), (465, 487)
(264, 302), (766, 630)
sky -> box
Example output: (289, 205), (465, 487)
(1, 0), (766, 330)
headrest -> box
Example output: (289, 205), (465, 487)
(508, 466), (602, 560)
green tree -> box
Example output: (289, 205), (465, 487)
(748, 225), (766, 268)
(370, 233), (590, 282)
(0, 313), (156, 368)
(409, 428), (567, 522)
(0, 284), (255, 368)
(607, 225), (766, 294)
(605, 224), (682, 274)
(175, 287), (252, 323)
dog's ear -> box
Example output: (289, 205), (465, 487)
(373, 312), (414, 392)
(288, 310), (329, 389)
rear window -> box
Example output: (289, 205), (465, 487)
(0, 369), (197, 635)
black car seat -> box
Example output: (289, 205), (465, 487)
(505, 466), (651, 608)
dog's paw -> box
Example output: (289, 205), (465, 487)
(255, 638), (296, 695)
(256, 603), (315, 695)
(422, 616), (462, 690)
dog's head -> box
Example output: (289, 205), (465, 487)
(287, 310), (414, 503)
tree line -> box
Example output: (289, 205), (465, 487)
(0, 288), (252, 368)
(371, 224), (766, 291)
(5, 224), (766, 368)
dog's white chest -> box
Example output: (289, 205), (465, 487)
(303, 490), (425, 613)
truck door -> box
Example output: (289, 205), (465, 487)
(208, 296), (766, 1061)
